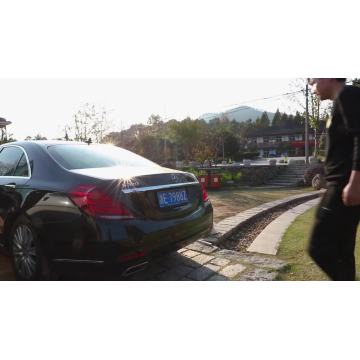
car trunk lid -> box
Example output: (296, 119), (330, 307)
(70, 166), (203, 220)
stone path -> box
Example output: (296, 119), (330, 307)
(0, 240), (285, 281)
(128, 240), (288, 281)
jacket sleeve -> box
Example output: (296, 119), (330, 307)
(337, 88), (360, 170)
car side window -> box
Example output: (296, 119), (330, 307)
(13, 154), (29, 177)
(0, 147), (27, 177)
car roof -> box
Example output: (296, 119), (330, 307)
(2, 140), (94, 149)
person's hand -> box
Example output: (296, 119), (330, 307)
(342, 182), (360, 206)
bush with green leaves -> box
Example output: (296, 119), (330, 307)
(184, 167), (201, 177)
(220, 170), (233, 184)
(232, 171), (242, 183)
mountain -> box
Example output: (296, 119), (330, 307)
(199, 106), (275, 123)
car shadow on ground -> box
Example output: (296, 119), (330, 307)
(1, 250), (228, 281)
(56, 251), (228, 281)
(0, 253), (16, 280)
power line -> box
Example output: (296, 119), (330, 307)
(161, 90), (304, 121)
(133, 81), (356, 124)
(216, 91), (303, 116)
(223, 90), (303, 109)
(204, 80), (355, 118)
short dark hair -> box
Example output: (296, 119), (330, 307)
(335, 78), (346, 83)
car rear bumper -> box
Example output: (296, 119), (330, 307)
(50, 201), (213, 270)
(51, 224), (213, 277)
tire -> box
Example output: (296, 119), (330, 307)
(9, 216), (50, 281)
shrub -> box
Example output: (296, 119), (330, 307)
(304, 164), (325, 186)
(220, 170), (233, 185)
(312, 173), (326, 190)
(232, 171), (242, 183)
(185, 167), (202, 177)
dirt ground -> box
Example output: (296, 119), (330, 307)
(208, 185), (313, 223)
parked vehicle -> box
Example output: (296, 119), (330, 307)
(0, 141), (213, 280)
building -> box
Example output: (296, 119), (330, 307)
(246, 127), (319, 157)
(0, 117), (12, 143)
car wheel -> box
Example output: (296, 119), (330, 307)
(10, 216), (49, 281)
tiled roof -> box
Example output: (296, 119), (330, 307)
(248, 128), (309, 137)
(0, 117), (12, 127)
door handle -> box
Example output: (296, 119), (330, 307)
(4, 183), (16, 189)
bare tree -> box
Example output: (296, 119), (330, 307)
(69, 103), (112, 143)
(288, 79), (332, 156)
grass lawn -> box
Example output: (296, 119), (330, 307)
(277, 207), (360, 281)
(208, 186), (314, 223)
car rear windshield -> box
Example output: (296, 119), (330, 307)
(47, 144), (158, 170)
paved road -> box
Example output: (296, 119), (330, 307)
(0, 240), (286, 281)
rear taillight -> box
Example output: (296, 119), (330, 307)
(201, 184), (209, 202)
(69, 185), (134, 219)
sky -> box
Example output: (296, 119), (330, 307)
(0, 78), (305, 141)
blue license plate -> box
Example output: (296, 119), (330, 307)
(157, 188), (189, 208)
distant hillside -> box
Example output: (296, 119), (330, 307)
(199, 106), (275, 123)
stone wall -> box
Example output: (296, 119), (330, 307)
(225, 165), (282, 186)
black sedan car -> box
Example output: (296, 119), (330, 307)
(0, 141), (213, 280)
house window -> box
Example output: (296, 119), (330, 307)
(289, 135), (295, 141)
(282, 135), (289, 142)
(276, 136), (282, 143)
(295, 134), (303, 141)
(256, 137), (263, 144)
(263, 137), (269, 143)
(269, 136), (276, 143)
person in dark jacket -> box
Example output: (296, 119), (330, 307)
(308, 78), (360, 280)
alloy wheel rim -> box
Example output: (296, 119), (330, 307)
(12, 224), (37, 279)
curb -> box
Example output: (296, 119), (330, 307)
(247, 198), (320, 255)
(203, 190), (325, 245)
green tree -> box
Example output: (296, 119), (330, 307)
(293, 111), (304, 127)
(168, 118), (207, 162)
(280, 113), (289, 128)
(0, 133), (16, 144)
(260, 112), (270, 128)
(34, 134), (48, 140)
(147, 114), (164, 133)
(272, 109), (282, 128)
(352, 78), (360, 87)
(207, 117), (234, 161)
(224, 134), (240, 160)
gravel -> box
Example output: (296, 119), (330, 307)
(219, 197), (312, 252)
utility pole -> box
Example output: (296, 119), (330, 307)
(164, 137), (167, 163)
(314, 100), (320, 157)
(305, 79), (310, 164)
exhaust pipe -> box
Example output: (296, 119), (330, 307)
(122, 261), (149, 277)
